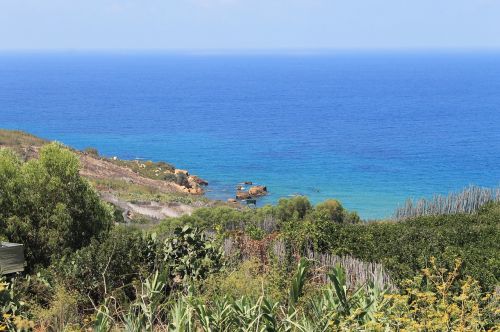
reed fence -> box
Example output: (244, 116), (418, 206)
(393, 185), (500, 221)
(223, 236), (396, 291)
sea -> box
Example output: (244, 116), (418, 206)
(1, 51), (499, 219)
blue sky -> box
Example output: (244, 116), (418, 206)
(1, 0), (500, 50)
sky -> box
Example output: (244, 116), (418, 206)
(1, 0), (500, 51)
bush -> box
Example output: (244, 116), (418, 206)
(276, 196), (312, 221)
(0, 144), (113, 270)
(1, 277), (34, 331)
(55, 226), (158, 307)
(175, 173), (189, 187)
(162, 226), (223, 285)
(90, 257), (500, 330)
(307, 202), (500, 291)
(162, 172), (177, 182)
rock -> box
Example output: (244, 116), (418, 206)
(227, 198), (238, 203)
(175, 169), (189, 176)
(249, 185), (267, 197)
(244, 181), (253, 185)
(182, 186), (203, 195)
(188, 186), (204, 195)
(236, 191), (252, 200)
(188, 175), (208, 186)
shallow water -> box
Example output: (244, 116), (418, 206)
(1, 51), (499, 219)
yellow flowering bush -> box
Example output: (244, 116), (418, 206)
(376, 258), (499, 331)
(1, 278), (33, 332)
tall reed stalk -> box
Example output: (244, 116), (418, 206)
(393, 185), (500, 221)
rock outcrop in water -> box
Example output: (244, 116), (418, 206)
(236, 191), (252, 200)
(235, 184), (268, 201)
(249, 185), (267, 197)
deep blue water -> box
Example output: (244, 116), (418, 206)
(1, 51), (499, 219)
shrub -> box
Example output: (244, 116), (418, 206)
(32, 286), (79, 331)
(312, 199), (345, 223)
(91, 258), (499, 330)
(55, 226), (158, 308)
(376, 258), (500, 331)
(162, 226), (223, 285)
(308, 202), (500, 291)
(162, 172), (177, 182)
(0, 144), (113, 270)
(1, 277), (34, 331)
(202, 259), (268, 300)
(276, 196), (312, 221)
(175, 173), (189, 187)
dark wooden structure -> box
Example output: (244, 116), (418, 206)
(0, 242), (25, 275)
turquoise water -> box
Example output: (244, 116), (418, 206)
(1, 52), (499, 219)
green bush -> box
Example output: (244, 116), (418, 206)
(162, 172), (177, 182)
(305, 202), (500, 291)
(0, 144), (113, 270)
(162, 226), (223, 285)
(276, 196), (312, 221)
(1, 276), (34, 331)
(55, 226), (158, 307)
(175, 173), (189, 187)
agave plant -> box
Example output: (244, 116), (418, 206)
(91, 257), (391, 331)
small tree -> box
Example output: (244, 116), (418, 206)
(0, 143), (113, 269)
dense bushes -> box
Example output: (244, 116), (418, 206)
(156, 196), (499, 291)
(310, 202), (500, 291)
(0, 144), (113, 270)
(55, 226), (157, 307)
(90, 258), (499, 331)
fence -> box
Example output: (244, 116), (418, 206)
(223, 236), (396, 291)
(393, 185), (500, 221)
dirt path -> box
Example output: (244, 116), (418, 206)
(100, 192), (194, 221)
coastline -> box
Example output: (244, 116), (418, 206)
(0, 129), (216, 222)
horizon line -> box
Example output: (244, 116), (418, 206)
(1, 46), (500, 55)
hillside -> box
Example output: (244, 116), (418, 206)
(0, 129), (210, 221)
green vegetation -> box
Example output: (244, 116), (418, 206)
(91, 178), (208, 205)
(0, 130), (47, 159)
(158, 196), (499, 291)
(0, 144), (113, 270)
(106, 158), (176, 182)
(0, 143), (499, 330)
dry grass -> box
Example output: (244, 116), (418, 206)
(0, 129), (47, 158)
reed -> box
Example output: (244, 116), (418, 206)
(393, 185), (500, 221)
